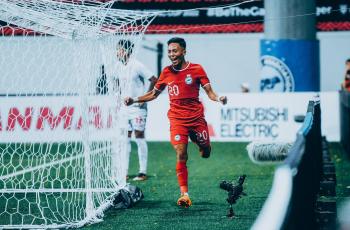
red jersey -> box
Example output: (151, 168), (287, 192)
(154, 62), (210, 124)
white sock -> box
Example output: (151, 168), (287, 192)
(135, 138), (148, 174)
(125, 138), (131, 176)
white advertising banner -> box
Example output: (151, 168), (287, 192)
(146, 92), (339, 142)
(0, 96), (123, 143)
(0, 92), (339, 143)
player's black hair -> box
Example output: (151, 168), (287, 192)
(167, 37), (186, 49)
(346, 58), (350, 63)
(117, 39), (134, 55)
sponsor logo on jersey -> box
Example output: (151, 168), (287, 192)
(260, 55), (294, 92)
(185, 74), (193, 85)
(174, 134), (181, 141)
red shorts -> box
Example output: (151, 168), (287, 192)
(170, 117), (210, 148)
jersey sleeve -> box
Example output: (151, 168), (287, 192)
(197, 65), (210, 87)
(154, 70), (167, 92)
(136, 61), (154, 81)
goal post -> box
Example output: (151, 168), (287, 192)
(0, 0), (156, 228)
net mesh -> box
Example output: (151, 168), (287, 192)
(0, 0), (156, 228)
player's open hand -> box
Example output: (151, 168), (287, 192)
(124, 97), (134, 106)
(219, 96), (227, 105)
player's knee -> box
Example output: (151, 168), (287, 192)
(174, 144), (188, 161)
(177, 150), (188, 161)
(201, 146), (211, 158)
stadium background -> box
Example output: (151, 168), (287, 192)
(1, 0), (348, 143)
(1, 0), (349, 93)
(119, 0), (350, 92)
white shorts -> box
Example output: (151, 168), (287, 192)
(127, 109), (147, 132)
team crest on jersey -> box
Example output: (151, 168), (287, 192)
(174, 135), (181, 141)
(185, 74), (193, 85)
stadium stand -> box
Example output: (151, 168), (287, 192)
(252, 97), (337, 229)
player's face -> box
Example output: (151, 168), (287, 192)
(117, 47), (129, 64)
(346, 68), (350, 80)
(168, 43), (186, 67)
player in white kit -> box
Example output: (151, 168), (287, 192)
(117, 39), (157, 181)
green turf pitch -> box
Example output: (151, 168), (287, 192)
(1, 142), (349, 229)
(330, 143), (350, 203)
(85, 142), (276, 230)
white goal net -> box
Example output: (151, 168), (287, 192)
(0, 0), (155, 228)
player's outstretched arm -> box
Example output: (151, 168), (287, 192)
(203, 84), (227, 105)
(147, 76), (158, 92)
(124, 88), (161, 106)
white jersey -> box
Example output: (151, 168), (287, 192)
(115, 59), (154, 112)
(126, 59), (154, 98)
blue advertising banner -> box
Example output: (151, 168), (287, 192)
(260, 39), (320, 92)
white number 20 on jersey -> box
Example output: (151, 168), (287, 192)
(168, 85), (179, 96)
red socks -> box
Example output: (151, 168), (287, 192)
(176, 161), (188, 194)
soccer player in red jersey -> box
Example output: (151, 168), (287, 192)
(124, 37), (227, 208)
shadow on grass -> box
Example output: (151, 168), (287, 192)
(162, 209), (211, 218)
(126, 174), (156, 181)
(194, 201), (215, 205)
(161, 204), (216, 218)
(219, 214), (256, 220)
(133, 200), (170, 209)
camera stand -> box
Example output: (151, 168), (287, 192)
(227, 205), (234, 218)
(219, 175), (247, 219)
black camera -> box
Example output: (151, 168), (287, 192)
(220, 175), (246, 203)
(220, 180), (233, 191)
(220, 175), (246, 217)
